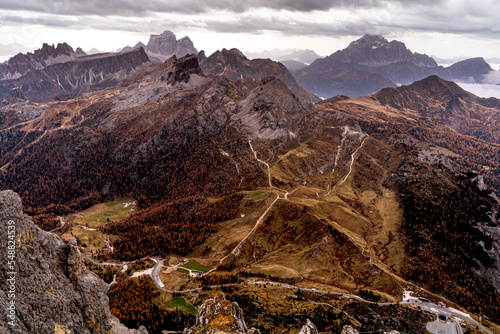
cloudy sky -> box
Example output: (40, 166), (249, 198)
(0, 0), (499, 65)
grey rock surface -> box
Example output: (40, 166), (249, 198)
(0, 190), (147, 334)
(146, 30), (197, 63)
(0, 48), (150, 103)
(183, 292), (260, 334)
(0, 43), (83, 81)
(298, 319), (318, 334)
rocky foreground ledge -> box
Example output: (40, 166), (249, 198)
(0, 190), (147, 334)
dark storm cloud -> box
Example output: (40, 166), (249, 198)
(0, 0), (498, 41)
(0, 0), (443, 16)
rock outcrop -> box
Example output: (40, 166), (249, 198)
(298, 319), (318, 334)
(341, 325), (400, 334)
(119, 30), (198, 63)
(0, 190), (147, 334)
(145, 30), (198, 63)
(199, 48), (319, 104)
(1, 87), (26, 106)
(0, 43), (84, 81)
(183, 292), (260, 334)
(235, 76), (310, 140)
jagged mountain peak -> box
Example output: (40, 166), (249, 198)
(0, 47), (150, 102)
(235, 75), (310, 140)
(338, 34), (437, 67)
(8, 42), (77, 66)
(212, 48), (247, 61)
(199, 48), (319, 104)
(349, 34), (390, 48)
(298, 319), (319, 334)
(183, 292), (260, 334)
(164, 53), (203, 85)
(145, 29), (198, 62)
(36, 42), (74, 57)
(0, 42), (85, 81)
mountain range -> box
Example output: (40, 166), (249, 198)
(244, 48), (322, 71)
(1, 31), (500, 333)
(0, 43), (85, 81)
(293, 34), (494, 98)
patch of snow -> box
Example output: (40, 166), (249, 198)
(123, 200), (136, 208)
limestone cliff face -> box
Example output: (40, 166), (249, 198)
(0, 48), (150, 102)
(183, 292), (260, 334)
(145, 30), (198, 63)
(0, 190), (147, 334)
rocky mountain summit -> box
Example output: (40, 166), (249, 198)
(245, 48), (321, 64)
(198, 48), (320, 104)
(0, 43), (85, 81)
(0, 87), (26, 106)
(298, 319), (319, 334)
(121, 30), (198, 63)
(340, 325), (400, 334)
(146, 30), (198, 62)
(183, 292), (260, 334)
(0, 190), (147, 334)
(184, 293), (326, 334)
(293, 34), (494, 98)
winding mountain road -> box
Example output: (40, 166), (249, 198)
(85, 250), (493, 334)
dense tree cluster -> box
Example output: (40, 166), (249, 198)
(108, 275), (195, 334)
(396, 162), (500, 321)
(0, 108), (265, 231)
(105, 193), (244, 260)
(344, 302), (433, 333)
(84, 260), (120, 283)
(201, 274), (241, 286)
(360, 120), (500, 194)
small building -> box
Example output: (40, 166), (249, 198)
(179, 259), (188, 265)
(189, 270), (205, 278)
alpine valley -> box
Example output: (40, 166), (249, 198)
(1, 31), (500, 334)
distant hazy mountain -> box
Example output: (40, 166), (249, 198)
(280, 59), (308, 71)
(245, 48), (322, 65)
(0, 42), (31, 58)
(121, 30), (198, 63)
(86, 47), (105, 55)
(0, 43), (86, 81)
(119, 42), (146, 54)
(293, 34), (494, 98)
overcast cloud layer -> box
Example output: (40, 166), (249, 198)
(0, 0), (499, 61)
